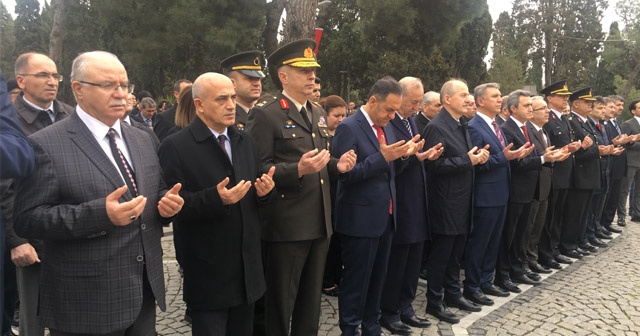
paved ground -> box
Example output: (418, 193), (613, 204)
(157, 219), (639, 335)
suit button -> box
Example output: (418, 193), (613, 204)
(320, 179), (324, 185)
(292, 134), (296, 138)
(100, 231), (106, 235)
(312, 133), (316, 138)
(281, 194), (285, 198)
(136, 255), (144, 262)
(141, 224), (146, 230)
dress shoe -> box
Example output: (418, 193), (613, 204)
(541, 259), (562, 269)
(589, 237), (608, 247)
(561, 249), (583, 259)
(401, 315), (432, 328)
(380, 320), (412, 335)
(524, 269), (542, 281)
(631, 216), (640, 222)
(529, 261), (552, 274)
(481, 284), (510, 297)
(445, 296), (482, 312)
(426, 305), (460, 324)
(578, 243), (598, 253)
(596, 231), (613, 240)
(322, 285), (339, 297)
(496, 279), (522, 293)
(605, 225), (622, 233)
(618, 221), (626, 227)
(576, 247), (591, 256)
(463, 290), (494, 306)
(512, 274), (541, 285)
(554, 254), (573, 264)
(600, 227), (614, 236)
(419, 268), (428, 281)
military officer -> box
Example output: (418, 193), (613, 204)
(221, 50), (266, 131)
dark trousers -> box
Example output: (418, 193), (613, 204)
(524, 197), (549, 263)
(602, 177), (623, 227)
(561, 189), (593, 252)
(496, 202), (531, 281)
(322, 232), (342, 289)
(191, 302), (255, 336)
(464, 205), (506, 291)
(380, 241), (424, 324)
(426, 233), (466, 307)
(539, 188), (568, 262)
(50, 271), (156, 336)
(264, 237), (328, 336)
(339, 219), (393, 336)
(2, 249), (17, 334)
(584, 183), (608, 242)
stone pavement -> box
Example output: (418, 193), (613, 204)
(157, 220), (639, 335)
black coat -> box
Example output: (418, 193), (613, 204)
(158, 116), (271, 310)
(543, 110), (576, 189)
(568, 112), (601, 190)
(153, 105), (176, 142)
(526, 121), (553, 201)
(501, 118), (541, 204)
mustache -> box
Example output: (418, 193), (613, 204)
(110, 99), (127, 106)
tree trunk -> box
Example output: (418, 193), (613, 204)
(49, 0), (67, 65)
(282, 0), (317, 43)
(263, 0), (286, 57)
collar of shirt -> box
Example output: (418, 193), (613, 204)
(282, 90), (308, 112)
(550, 108), (563, 120)
(528, 120), (542, 132)
(510, 116), (526, 128)
(122, 115), (132, 125)
(209, 127), (229, 140)
(237, 102), (251, 113)
(395, 111), (409, 121)
(23, 95), (55, 114)
(634, 116), (640, 124)
(588, 117), (601, 126)
(360, 106), (378, 137)
(475, 111), (495, 129)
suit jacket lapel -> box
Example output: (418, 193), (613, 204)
(355, 109), (379, 149)
(121, 124), (145, 195)
(67, 114), (131, 200)
(505, 118), (526, 143)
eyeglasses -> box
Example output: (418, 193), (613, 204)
(18, 72), (63, 82)
(533, 106), (549, 112)
(78, 81), (135, 93)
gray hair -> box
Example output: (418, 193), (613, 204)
(531, 95), (545, 103)
(473, 83), (500, 104)
(399, 76), (423, 94)
(440, 79), (467, 105)
(507, 89), (531, 114)
(71, 51), (121, 81)
(421, 91), (439, 106)
(139, 97), (156, 109)
(14, 52), (50, 75)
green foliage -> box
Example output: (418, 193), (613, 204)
(615, 75), (640, 121)
(14, 0), (49, 55)
(0, 2), (16, 76)
(488, 49), (527, 94)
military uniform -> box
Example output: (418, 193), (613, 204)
(220, 50), (265, 131)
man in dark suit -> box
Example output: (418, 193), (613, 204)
(130, 97), (156, 128)
(5, 52), (74, 336)
(13, 51), (184, 335)
(601, 97), (631, 233)
(422, 79), (489, 324)
(464, 84), (530, 304)
(0, 71), (35, 335)
(539, 80), (582, 270)
(332, 76), (425, 335)
(247, 39), (356, 335)
(522, 96), (570, 275)
(379, 77), (442, 334)
(619, 99), (640, 223)
(158, 73), (275, 335)
(221, 51), (266, 131)
(563, 88), (600, 259)
(415, 91), (441, 135)
(153, 79), (192, 142)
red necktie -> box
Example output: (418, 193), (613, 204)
(492, 120), (506, 148)
(373, 125), (392, 215)
(521, 125), (531, 143)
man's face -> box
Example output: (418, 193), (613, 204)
(279, 66), (316, 99)
(511, 96), (533, 123)
(72, 55), (129, 126)
(369, 93), (402, 127)
(195, 75), (237, 133)
(326, 106), (346, 132)
(399, 85), (424, 118)
(349, 102), (355, 110)
(422, 96), (442, 119)
(231, 72), (262, 105)
(312, 83), (321, 102)
(173, 82), (191, 100)
(590, 102), (605, 120)
(140, 105), (156, 119)
(572, 99), (592, 116)
(604, 102), (616, 119)
(547, 94), (569, 112)
(614, 100), (624, 116)
(465, 95), (476, 115)
(531, 99), (550, 127)
(125, 93), (135, 113)
(16, 54), (60, 108)
(477, 87), (502, 117)
(632, 103), (640, 117)
(443, 82), (469, 117)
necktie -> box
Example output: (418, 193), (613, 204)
(106, 128), (138, 196)
(613, 120), (622, 134)
(40, 109), (54, 125)
(217, 134), (231, 161)
(491, 121), (506, 148)
(300, 106), (312, 129)
(401, 118), (413, 137)
(596, 123), (603, 132)
(521, 125), (531, 143)
(373, 125), (392, 215)
(539, 129), (548, 149)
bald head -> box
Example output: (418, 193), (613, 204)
(440, 80), (469, 119)
(192, 73), (237, 132)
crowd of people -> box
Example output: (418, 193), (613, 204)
(1, 37), (639, 336)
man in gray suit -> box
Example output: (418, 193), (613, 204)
(14, 51), (184, 335)
(619, 99), (640, 222)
